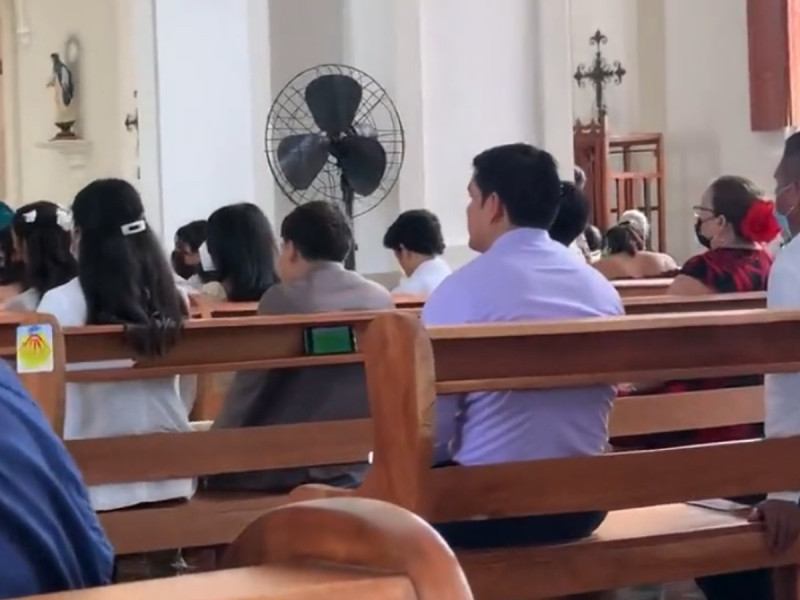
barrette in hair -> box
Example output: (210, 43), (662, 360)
(22, 210), (36, 223)
(56, 209), (72, 232)
(120, 220), (147, 236)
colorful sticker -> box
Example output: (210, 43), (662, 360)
(16, 324), (54, 373)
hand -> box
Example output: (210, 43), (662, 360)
(750, 499), (800, 554)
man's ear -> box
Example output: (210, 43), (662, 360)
(487, 192), (506, 224)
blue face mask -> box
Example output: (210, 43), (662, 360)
(775, 207), (792, 242)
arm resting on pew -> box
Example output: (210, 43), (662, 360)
(222, 498), (473, 600)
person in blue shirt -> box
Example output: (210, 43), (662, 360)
(0, 359), (113, 597)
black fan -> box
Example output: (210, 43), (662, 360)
(266, 64), (405, 269)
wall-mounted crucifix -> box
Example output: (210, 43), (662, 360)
(573, 30), (626, 118)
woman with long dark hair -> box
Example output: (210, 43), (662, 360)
(37, 178), (194, 512)
(199, 203), (279, 301)
(4, 201), (77, 311)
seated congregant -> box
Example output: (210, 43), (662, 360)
(583, 224), (603, 262)
(593, 220), (678, 280)
(422, 143), (623, 548)
(196, 203), (279, 302)
(209, 201), (393, 491)
(617, 176), (779, 449)
(171, 219), (207, 286)
(37, 179), (195, 515)
(670, 176), (776, 295)
(0, 361), (113, 595)
(4, 201), (77, 311)
(548, 181), (592, 261)
(383, 209), (451, 295)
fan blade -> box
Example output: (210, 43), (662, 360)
(338, 136), (387, 197)
(277, 134), (330, 190)
(305, 75), (362, 136)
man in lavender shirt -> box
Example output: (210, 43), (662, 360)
(423, 143), (623, 548)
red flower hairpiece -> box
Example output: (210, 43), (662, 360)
(740, 198), (781, 243)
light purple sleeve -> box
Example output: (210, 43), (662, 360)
(421, 271), (472, 464)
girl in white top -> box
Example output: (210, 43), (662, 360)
(37, 179), (194, 512)
(3, 201), (77, 312)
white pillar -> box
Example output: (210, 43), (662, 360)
(415, 0), (575, 266)
(147, 0), (271, 243)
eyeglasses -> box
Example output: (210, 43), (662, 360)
(692, 205), (714, 219)
(776, 183), (795, 197)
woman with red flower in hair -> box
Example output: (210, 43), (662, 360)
(615, 176), (779, 450)
(671, 175), (779, 296)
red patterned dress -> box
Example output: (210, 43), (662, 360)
(615, 247), (773, 448)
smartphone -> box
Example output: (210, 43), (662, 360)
(303, 325), (357, 355)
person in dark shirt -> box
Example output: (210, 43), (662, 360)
(0, 359), (113, 597)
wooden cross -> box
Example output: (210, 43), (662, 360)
(573, 30), (626, 118)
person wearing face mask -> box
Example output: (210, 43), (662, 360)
(688, 138), (800, 600)
(669, 175), (778, 296)
(615, 177), (779, 453)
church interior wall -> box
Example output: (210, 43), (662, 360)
(570, 0), (788, 262)
(2, 0), (125, 208)
(1, 0), (790, 273)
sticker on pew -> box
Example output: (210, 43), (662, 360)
(16, 324), (54, 373)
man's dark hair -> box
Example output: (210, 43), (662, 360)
(548, 182), (591, 246)
(207, 203), (279, 302)
(383, 209), (445, 256)
(281, 201), (353, 262)
(471, 143), (561, 229)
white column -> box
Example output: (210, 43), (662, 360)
(532, 0), (575, 180)
(415, 0), (574, 266)
(342, 0), (399, 274)
(148, 0), (271, 243)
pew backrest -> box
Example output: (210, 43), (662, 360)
(352, 309), (800, 519)
(0, 312), (65, 432)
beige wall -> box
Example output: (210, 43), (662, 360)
(570, 0), (788, 262)
(2, 0), (129, 207)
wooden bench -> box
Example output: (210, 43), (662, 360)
(59, 312), (399, 555)
(0, 312), (65, 431)
(294, 309), (800, 599)
(613, 277), (673, 297)
(26, 498), (472, 600)
(22, 307), (767, 559)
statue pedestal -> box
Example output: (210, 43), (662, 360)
(36, 139), (92, 170)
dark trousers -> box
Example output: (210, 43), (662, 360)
(431, 460), (605, 549)
(696, 569), (773, 600)
(434, 510), (606, 549)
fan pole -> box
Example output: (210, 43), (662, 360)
(342, 176), (357, 271)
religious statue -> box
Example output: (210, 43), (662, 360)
(46, 46), (79, 139)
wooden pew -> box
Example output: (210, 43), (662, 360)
(296, 309), (800, 599)
(613, 277), (673, 297)
(59, 312), (394, 555)
(624, 290), (766, 314)
(26, 498), (473, 600)
(44, 307), (765, 557)
(0, 312), (65, 432)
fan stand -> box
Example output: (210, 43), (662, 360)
(341, 176), (357, 271)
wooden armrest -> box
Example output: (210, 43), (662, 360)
(290, 483), (355, 502)
(222, 498), (473, 600)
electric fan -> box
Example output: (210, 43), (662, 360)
(266, 64), (405, 269)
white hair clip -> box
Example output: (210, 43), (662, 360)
(198, 242), (216, 271)
(56, 209), (72, 232)
(120, 219), (147, 236)
(22, 210), (36, 223)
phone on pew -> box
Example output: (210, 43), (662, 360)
(303, 325), (357, 355)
